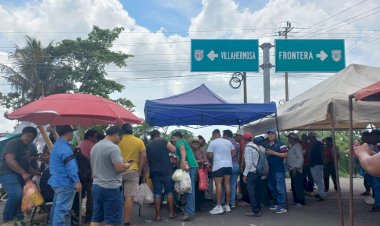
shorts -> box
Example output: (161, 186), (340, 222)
(122, 170), (140, 197)
(212, 167), (232, 178)
(151, 174), (174, 199)
(91, 184), (123, 225)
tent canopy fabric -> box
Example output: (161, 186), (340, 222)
(246, 64), (380, 134)
(144, 84), (276, 126)
(354, 81), (380, 101)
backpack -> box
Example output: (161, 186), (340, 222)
(247, 144), (269, 176)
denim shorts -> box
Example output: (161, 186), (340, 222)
(91, 184), (123, 225)
(151, 174), (174, 199)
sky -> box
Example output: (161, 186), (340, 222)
(0, 0), (379, 140)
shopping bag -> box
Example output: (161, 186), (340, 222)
(198, 167), (208, 191)
(134, 183), (154, 205)
(172, 169), (184, 182)
(21, 181), (44, 212)
(174, 171), (192, 194)
(143, 183), (154, 204)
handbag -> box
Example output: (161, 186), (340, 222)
(198, 166), (208, 191)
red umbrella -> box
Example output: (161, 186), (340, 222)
(6, 93), (143, 126)
(354, 81), (380, 101)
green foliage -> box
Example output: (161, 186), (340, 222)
(168, 129), (194, 140)
(0, 26), (135, 110)
(115, 98), (135, 112)
(132, 122), (150, 138)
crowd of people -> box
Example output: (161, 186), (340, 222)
(0, 124), (379, 225)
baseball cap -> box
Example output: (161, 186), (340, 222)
(56, 125), (77, 136)
(236, 129), (244, 136)
(287, 132), (299, 139)
(267, 129), (277, 134)
(243, 132), (254, 139)
(255, 136), (265, 143)
(189, 136), (200, 143)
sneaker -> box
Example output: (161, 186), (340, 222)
(181, 214), (192, 221)
(360, 191), (371, 196)
(294, 203), (305, 208)
(365, 196), (375, 205)
(224, 205), (231, 212)
(209, 205), (224, 215)
(275, 207), (287, 214)
(316, 196), (325, 201)
(245, 211), (262, 217)
(269, 204), (278, 210)
(230, 204), (236, 208)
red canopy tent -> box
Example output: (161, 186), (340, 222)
(354, 81), (380, 101)
(348, 82), (380, 226)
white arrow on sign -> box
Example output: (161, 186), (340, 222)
(316, 50), (328, 61)
(207, 50), (218, 61)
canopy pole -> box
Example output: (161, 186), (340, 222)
(329, 103), (345, 226)
(37, 126), (53, 151)
(275, 111), (281, 142)
(348, 95), (354, 226)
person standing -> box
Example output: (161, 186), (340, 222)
(242, 132), (262, 217)
(222, 129), (240, 208)
(79, 129), (97, 160)
(309, 132), (326, 201)
(300, 134), (314, 195)
(286, 133), (305, 207)
(49, 125), (82, 225)
(90, 126), (131, 226)
(235, 130), (250, 206)
(323, 137), (339, 192)
(171, 131), (198, 221)
(207, 129), (236, 215)
(0, 126), (38, 224)
(118, 123), (147, 226)
(146, 130), (177, 221)
(264, 130), (288, 214)
(190, 136), (208, 211)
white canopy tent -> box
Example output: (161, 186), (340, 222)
(247, 64), (380, 134)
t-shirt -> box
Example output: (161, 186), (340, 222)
(118, 134), (146, 171)
(0, 138), (30, 176)
(79, 139), (94, 159)
(91, 140), (124, 189)
(146, 138), (173, 176)
(175, 140), (198, 168)
(265, 140), (288, 173)
(226, 138), (240, 165)
(207, 138), (234, 171)
(310, 141), (323, 167)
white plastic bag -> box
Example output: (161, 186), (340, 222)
(174, 171), (192, 194)
(172, 169), (184, 182)
(134, 183), (153, 205)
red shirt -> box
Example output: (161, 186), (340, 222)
(79, 139), (94, 159)
(301, 142), (311, 166)
(323, 146), (334, 163)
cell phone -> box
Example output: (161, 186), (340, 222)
(127, 160), (134, 163)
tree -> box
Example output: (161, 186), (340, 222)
(50, 26), (132, 98)
(168, 129), (194, 140)
(0, 36), (74, 109)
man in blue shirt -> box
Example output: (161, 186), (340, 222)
(264, 130), (288, 214)
(49, 125), (82, 225)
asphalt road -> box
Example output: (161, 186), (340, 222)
(1, 177), (379, 226)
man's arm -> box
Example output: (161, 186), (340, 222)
(167, 142), (176, 153)
(113, 161), (131, 173)
(179, 145), (187, 170)
(355, 143), (380, 177)
(5, 153), (31, 181)
(138, 144), (147, 172)
(267, 150), (288, 158)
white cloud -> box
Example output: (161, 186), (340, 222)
(0, 0), (379, 140)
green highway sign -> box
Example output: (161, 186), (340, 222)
(191, 39), (259, 72)
(275, 39), (345, 72)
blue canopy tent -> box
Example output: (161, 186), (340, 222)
(144, 84), (277, 127)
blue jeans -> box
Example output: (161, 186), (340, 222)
(222, 164), (240, 206)
(92, 184), (123, 225)
(184, 167), (197, 217)
(0, 174), (24, 222)
(372, 176), (380, 208)
(50, 186), (75, 226)
(268, 172), (287, 208)
(310, 165), (326, 198)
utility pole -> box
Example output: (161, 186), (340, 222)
(229, 72), (247, 103)
(278, 21), (294, 102)
(260, 43), (273, 103)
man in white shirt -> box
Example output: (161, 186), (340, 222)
(242, 132), (262, 217)
(207, 129), (236, 215)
